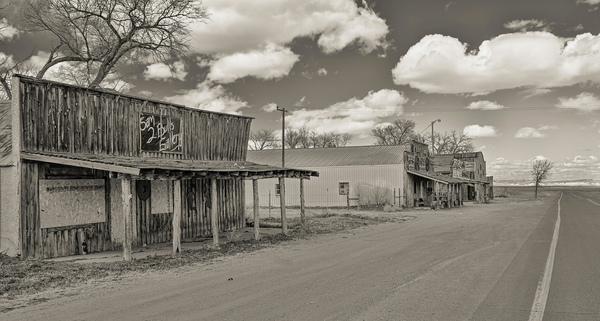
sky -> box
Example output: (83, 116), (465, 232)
(1, 0), (600, 182)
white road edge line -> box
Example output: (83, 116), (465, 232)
(528, 192), (562, 321)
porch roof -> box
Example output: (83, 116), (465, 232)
(21, 151), (319, 180)
(407, 169), (475, 185)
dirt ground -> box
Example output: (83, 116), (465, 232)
(0, 186), (569, 316)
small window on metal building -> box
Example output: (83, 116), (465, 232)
(275, 184), (280, 196)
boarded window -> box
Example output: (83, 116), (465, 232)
(39, 179), (106, 228)
(151, 180), (174, 214)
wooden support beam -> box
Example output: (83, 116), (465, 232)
(279, 177), (287, 235)
(300, 178), (306, 230)
(449, 184), (453, 208)
(211, 178), (219, 247)
(172, 180), (181, 254)
(122, 179), (133, 261)
(253, 179), (260, 241)
(434, 181), (439, 210)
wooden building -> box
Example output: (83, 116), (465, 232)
(431, 152), (493, 203)
(246, 141), (470, 209)
(0, 75), (317, 259)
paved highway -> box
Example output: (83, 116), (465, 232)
(3, 188), (599, 320)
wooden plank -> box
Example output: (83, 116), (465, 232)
(279, 177), (287, 235)
(21, 152), (140, 175)
(300, 178), (306, 229)
(253, 179), (260, 240)
(211, 179), (218, 246)
(122, 178), (133, 261)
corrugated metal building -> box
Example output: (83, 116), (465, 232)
(246, 145), (410, 208)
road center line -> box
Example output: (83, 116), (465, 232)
(528, 192), (562, 321)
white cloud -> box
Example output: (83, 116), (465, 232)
(143, 61), (187, 81)
(208, 44), (299, 83)
(514, 127), (546, 138)
(463, 125), (498, 137)
(262, 103), (278, 112)
(0, 18), (20, 41)
(164, 81), (249, 114)
(557, 92), (600, 112)
(190, 0), (389, 55)
(392, 32), (600, 94)
(569, 155), (599, 164)
(577, 0), (600, 5)
(504, 19), (548, 32)
(520, 88), (552, 99)
(294, 96), (307, 107)
(466, 100), (506, 110)
(318, 68), (328, 76)
(515, 124), (558, 138)
(286, 89), (408, 137)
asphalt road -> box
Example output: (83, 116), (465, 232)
(3, 188), (599, 321)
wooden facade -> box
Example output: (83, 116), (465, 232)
(1, 76), (316, 259)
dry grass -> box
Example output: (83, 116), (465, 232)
(0, 212), (401, 310)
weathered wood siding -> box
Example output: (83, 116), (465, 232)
(20, 161), (112, 259)
(0, 100), (11, 166)
(16, 77), (251, 161)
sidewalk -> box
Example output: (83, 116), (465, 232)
(49, 227), (284, 264)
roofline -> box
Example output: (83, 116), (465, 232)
(14, 74), (254, 120)
(248, 143), (414, 152)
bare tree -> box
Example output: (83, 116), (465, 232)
(0, 53), (36, 100)
(309, 131), (352, 148)
(531, 159), (553, 199)
(20, 0), (208, 88)
(371, 119), (416, 145)
(248, 129), (279, 150)
(417, 130), (475, 154)
(284, 127), (308, 149)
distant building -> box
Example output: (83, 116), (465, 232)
(247, 141), (470, 209)
(431, 152), (493, 202)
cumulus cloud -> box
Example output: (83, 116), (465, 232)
(392, 32), (600, 94)
(520, 88), (552, 99)
(556, 92), (600, 112)
(577, 0), (600, 5)
(489, 155), (600, 181)
(504, 19), (549, 32)
(318, 68), (328, 76)
(515, 124), (558, 138)
(463, 125), (498, 137)
(0, 18), (20, 41)
(189, 0), (389, 55)
(286, 89), (408, 137)
(262, 103), (278, 112)
(164, 81), (249, 114)
(143, 61), (187, 81)
(207, 44), (299, 83)
(466, 100), (506, 110)
(514, 127), (546, 138)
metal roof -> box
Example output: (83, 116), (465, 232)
(247, 145), (409, 167)
(21, 151), (319, 180)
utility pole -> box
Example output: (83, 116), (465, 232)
(276, 106), (287, 167)
(430, 119), (441, 155)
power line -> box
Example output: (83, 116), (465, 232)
(273, 105), (596, 113)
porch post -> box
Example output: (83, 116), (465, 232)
(449, 184), (453, 208)
(434, 181), (439, 210)
(279, 177), (288, 235)
(172, 180), (181, 254)
(253, 179), (260, 240)
(300, 178), (306, 229)
(121, 178), (133, 261)
(211, 178), (219, 246)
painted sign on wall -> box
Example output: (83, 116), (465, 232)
(139, 113), (182, 153)
(39, 179), (106, 228)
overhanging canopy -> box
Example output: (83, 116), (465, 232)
(407, 169), (474, 185)
(21, 151), (319, 180)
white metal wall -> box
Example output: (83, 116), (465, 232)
(245, 165), (404, 207)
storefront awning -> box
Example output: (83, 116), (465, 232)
(407, 169), (474, 185)
(21, 151), (319, 180)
